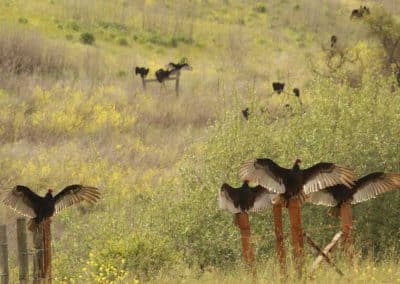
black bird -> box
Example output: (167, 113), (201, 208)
(0, 185), (100, 230)
(242, 108), (249, 120)
(239, 159), (355, 205)
(155, 68), (173, 83)
(293, 88), (300, 97)
(330, 35), (337, 48)
(219, 181), (276, 214)
(166, 62), (193, 71)
(307, 172), (400, 216)
(272, 82), (285, 94)
(135, 67), (149, 78)
(350, 6), (370, 18)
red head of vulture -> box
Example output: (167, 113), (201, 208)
(307, 172), (400, 216)
(239, 159), (356, 206)
(219, 181), (277, 214)
(0, 185), (100, 230)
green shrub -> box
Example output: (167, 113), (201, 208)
(18, 17), (28, 24)
(165, 71), (400, 267)
(117, 37), (128, 46)
(254, 3), (267, 13)
(67, 20), (80, 31)
(80, 32), (95, 45)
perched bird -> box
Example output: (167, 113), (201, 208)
(219, 181), (277, 214)
(155, 68), (173, 83)
(293, 88), (300, 97)
(272, 82), (285, 94)
(0, 185), (100, 230)
(330, 35), (337, 48)
(135, 67), (149, 78)
(239, 159), (355, 206)
(166, 62), (193, 71)
(307, 172), (400, 217)
(242, 108), (249, 120)
(350, 6), (370, 19)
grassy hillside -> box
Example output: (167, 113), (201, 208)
(0, 0), (400, 283)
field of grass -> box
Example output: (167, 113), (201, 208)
(0, 0), (400, 283)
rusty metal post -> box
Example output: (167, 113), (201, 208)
(0, 225), (8, 284)
(288, 198), (304, 275)
(272, 204), (286, 275)
(17, 218), (29, 283)
(340, 201), (353, 256)
(235, 213), (255, 267)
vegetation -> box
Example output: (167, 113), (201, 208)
(0, 0), (400, 283)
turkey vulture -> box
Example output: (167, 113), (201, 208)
(219, 181), (277, 214)
(272, 82), (285, 94)
(239, 159), (355, 205)
(350, 6), (370, 19)
(242, 108), (249, 120)
(293, 88), (300, 97)
(155, 68), (173, 83)
(166, 62), (193, 71)
(0, 185), (100, 230)
(330, 35), (337, 48)
(135, 67), (149, 78)
(307, 172), (400, 216)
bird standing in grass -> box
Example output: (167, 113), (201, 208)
(0, 184), (100, 230)
(307, 172), (400, 216)
(239, 159), (356, 206)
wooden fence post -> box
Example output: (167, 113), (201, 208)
(310, 231), (343, 274)
(43, 219), (52, 284)
(340, 201), (353, 256)
(288, 198), (304, 275)
(175, 71), (180, 97)
(272, 204), (286, 275)
(17, 218), (29, 283)
(235, 213), (255, 268)
(304, 233), (344, 276)
(0, 225), (8, 284)
(141, 77), (146, 91)
(32, 225), (44, 284)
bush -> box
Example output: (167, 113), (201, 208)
(80, 32), (95, 45)
(254, 3), (267, 13)
(117, 37), (128, 46)
(166, 71), (400, 267)
(18, 17), (28, 24)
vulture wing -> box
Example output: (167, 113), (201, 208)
(306, 190), (338, 206)
(302, 163), (355, 194)
(239, 159), (289, 194)
(53, 185), (100, 214)
(249, 186), (275, 212)
(0, 185), (39, 217)
(351, 172), (400, 204)
(219, 183), (241, 214)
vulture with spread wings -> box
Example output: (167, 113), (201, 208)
(219, 181), (277, 214)
(307, 172), (400, 216)
(0, 185), (100, 230)
(239, 158), (356, 206)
